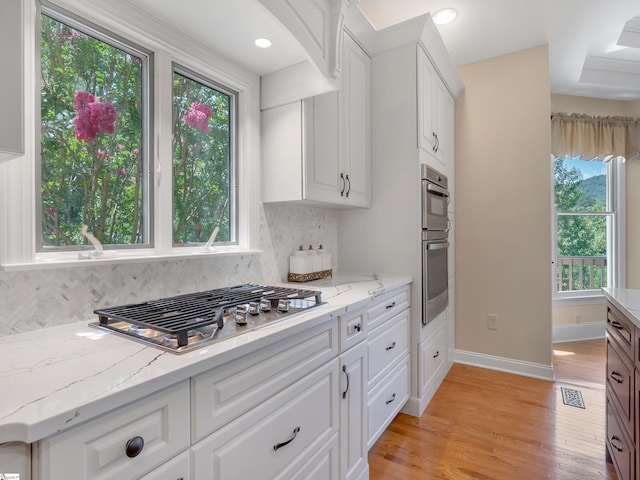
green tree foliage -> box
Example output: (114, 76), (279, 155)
(40, 14), (145, 247)
(40, 14), (233, 249)
(172, 72), (232, 244)
(554, 157), (607, 290)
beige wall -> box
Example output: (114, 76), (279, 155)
(455, 45), (552, 366)
(550, 95), (640, 326)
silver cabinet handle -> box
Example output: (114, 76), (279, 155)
(432, 132), (437, 152)
(386, 342), (396, 351)
(386, 393), (396, 405)
(273, 426), (301, 451)
(345, 174), (351, 197)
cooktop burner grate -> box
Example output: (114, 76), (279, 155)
(92, 284), (323, 352)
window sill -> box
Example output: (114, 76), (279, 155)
(1, 246), (262, 272)
(552, 292), (606, 307)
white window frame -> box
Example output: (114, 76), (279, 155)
(551, 155), (626, 307)
(0, 0), (260, 271)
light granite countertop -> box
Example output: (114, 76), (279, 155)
(602, 287), (640, 328)
(0, 273), (411, 444)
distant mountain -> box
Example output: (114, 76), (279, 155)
(578, 174), (606, 208)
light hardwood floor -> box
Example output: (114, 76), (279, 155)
(369, 339), (617, 479)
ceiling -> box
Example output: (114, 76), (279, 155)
(358, 0), (640, 101)
(114, 0), (640, 101)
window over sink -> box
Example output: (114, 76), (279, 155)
(0, 0), (259, 270)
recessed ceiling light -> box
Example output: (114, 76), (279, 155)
(432, 8), (458, 25)
(255, 37), (272, 48)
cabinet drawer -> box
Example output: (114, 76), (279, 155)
(192, 319), (338, 442)
(607, 335), (634, 436)
(367, 310), (409, 389)
(367, 355), (409, 449)
(607, 302), (634, 361)
(368, 287), (410, 332)
(607, 395), (634, 480)
(192, 359), (339, 480)
(339, 307), (366, 353)
(39, 380), (190, 480)
(420, 323), (447, 393)
(289, 433), (339, 480)
(139, 450), (190, 480)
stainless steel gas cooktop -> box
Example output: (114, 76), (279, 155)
(91, 284), (323, 354)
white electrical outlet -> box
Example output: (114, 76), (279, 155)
(487, 314), (498, 330)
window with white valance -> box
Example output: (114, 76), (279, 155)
(551, 112), (628, 303)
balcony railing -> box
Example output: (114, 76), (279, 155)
(556, 256), (607, 292)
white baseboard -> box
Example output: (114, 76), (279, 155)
(454, 349), (554, 381)
(552, 321), (605, 343)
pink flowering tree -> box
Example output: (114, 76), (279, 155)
(40, 16), (144, 246)
(172, 73), (231, 244)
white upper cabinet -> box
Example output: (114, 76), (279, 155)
(262, 31), (370, 208)
(0, 0), (24, 163)
(417, 46), (454, 166)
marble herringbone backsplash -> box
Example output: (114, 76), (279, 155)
(0, 204), (338, 335)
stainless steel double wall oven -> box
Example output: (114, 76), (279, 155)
(421, 165), (450, 325)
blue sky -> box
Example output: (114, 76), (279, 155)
(563, 157), (606, 179)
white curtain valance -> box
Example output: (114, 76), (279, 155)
(551, 112), (640, 161)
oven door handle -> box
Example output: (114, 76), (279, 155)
(426, 182), (449, 198)
(426, 242), (449, 251)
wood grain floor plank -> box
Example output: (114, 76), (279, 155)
(369, 339), (617, 480)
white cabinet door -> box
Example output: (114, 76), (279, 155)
(417, 46), (455, 168)
(39, 381), (190, 480)
(417, 47), (437, 154)
(304, 91), (342, 204)
(0, 0), (24, 162)
(139, 451), (190, 480)
(340, 341), (368, 480)
(262, 31), (370, 208)
(341, 33), (370, 208)
(419, 323), (447, 397)
(192, 360), (339, 480)
(0, 442), (30, 480)
(434, 77), (455, 166)
(367, 355), (409, 449)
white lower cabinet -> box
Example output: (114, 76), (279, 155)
(31, 284), (416, 480)
(419, 322), (447, 398)
(365, 289), (411, 450)
(191, 359), (339, 479)
(38, 380), (190, 480)
(139, 450), (190, 480)
(339, 341), (368, 480)
(367, 356), (409, 449)
(0, 442), (30, 479)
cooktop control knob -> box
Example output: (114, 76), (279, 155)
(235, 305), (248, 325)
(277, 299), (290, 313)
(248, 301), (260, 315)
(259, 298), (271, 312)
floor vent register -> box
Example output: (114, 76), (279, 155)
(560, 386), (585, 409)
